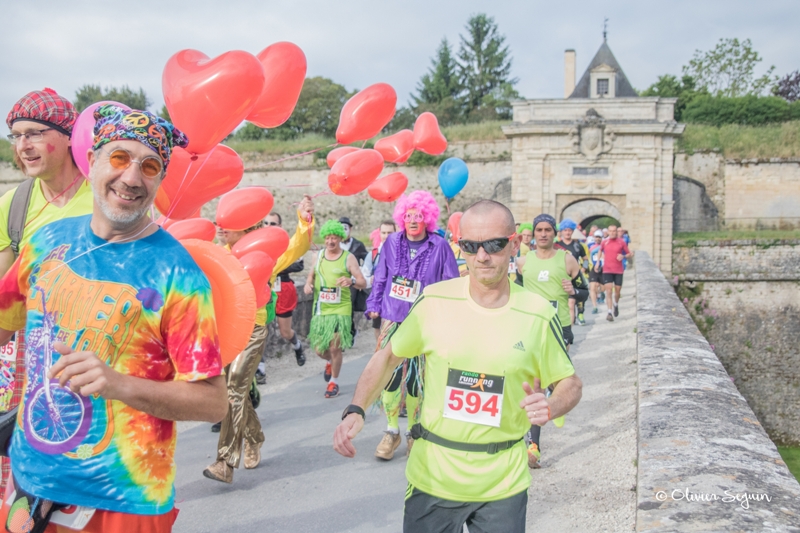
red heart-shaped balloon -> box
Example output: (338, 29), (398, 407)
(326, 146), (360, 168)
(155, 145), (243, 220)
(246, 42), (307, 129)
(216, 187), (275, 231)
(368, 172), (409, 202)
(167, 218), (216, 241)
(231, 226), (290, 261)
(328, 149), (384, 196)
(413, 112), (448, 155)
(336, 83), (397, 144)
(163, 49), (265, 155)
(239, 251), (276, 308)
(375, 130), (414, 164)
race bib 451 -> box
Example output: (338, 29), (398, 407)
(443, 369), (504, 427)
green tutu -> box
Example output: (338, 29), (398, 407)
(309, 314), (353, 353)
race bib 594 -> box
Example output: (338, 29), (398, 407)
(443, 369), (504, 427)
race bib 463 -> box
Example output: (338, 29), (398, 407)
(443, 369), (504, 427)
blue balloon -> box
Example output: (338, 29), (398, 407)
(437, 157), (469, 199)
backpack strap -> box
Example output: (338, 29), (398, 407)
(7, 178), (36, 257)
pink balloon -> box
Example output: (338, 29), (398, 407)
(167, 218), (216, 241)
(374, 130), (414, 164)
(413, 112), (448, 155)
(328, 149), (384, 196)
(326, 146), (360, 168)
(336, 83), (397, 144)
(71, 101), (131, 177)
(367, 172), (408, 202)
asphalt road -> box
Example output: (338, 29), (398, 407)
(172, 353), (408, 533)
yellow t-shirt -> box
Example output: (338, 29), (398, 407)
(388, 277), (574, 502)
(0, 179), (94, 251)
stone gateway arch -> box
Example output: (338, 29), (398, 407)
(502, 39), (684, 274)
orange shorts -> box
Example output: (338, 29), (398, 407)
(0, 481), (178, 533)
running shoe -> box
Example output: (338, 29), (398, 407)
(295, 346), (306, 367)
(325, 382), (339, 398)
(211, 422), (221, 433)
(614, 304), (619, 317)
(203, 461), (233, 483)
(255, 370), (267, 385)
(577, 313), (586, 326)
(375, 431), (402, 460)
(244, 441), (262, 469)
(527, 443), (541, 469)
(606, 313), (614, 322)
(592, 307), (599, 315)
(399, 405), (407, 418)
(598, 293), (605, 303)
(324, 362), (332, 382)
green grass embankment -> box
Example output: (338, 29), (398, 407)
(778, 447), (800, 482)
(678, 121), (800, 159)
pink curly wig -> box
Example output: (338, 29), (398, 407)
(393, 190), (440, 233)
(369, 227), (381, 250)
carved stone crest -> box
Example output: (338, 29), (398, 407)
(569, 108), (615, 162)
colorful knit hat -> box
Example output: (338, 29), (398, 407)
(6, 88), (77, 135)
(533, 214), (557, 232)
(320, 220), (347, 239)
(92, 104), (188, 167)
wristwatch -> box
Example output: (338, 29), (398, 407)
(342, 404), (366, 421)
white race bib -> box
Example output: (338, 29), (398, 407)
(273, 277), (282, 293)
(442, 369), (504, 427)
(508, 260), (517, 274)
(389, 276), (420, 303)
(538, 270), (550, 282)
(0, 337), (16, 362)
(319, 286), (341, 304)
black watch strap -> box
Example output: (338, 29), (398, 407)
(342, 404), (366, 421)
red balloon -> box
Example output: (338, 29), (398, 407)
(368, 172), (408, 202)
(447, 212), (463, 242)
(374, 130), (414, 164)
(413, 112), (448, 155)
(326, 146), (360, 168)
(216, 188), (274, 231)
(167, 218), (216, 241)
(163, 49), (266, 155)
(328, 149), (384, 196)
(246, 43), (307, 128)
(231, 226), (290, 261)
(239, 251), (275, 308)
(156, 145), (243, 220)
(336, 83), (397, 144)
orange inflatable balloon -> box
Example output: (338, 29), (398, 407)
(375, 130), (414, 164)
(156, 145), (243, 220)
(180, 239), (256, 366)
(247, 42), (307, 128)
(163, 49), (266, 155)
(328, 149), (384, 196)
(326, 146), (360, 168)
(231, 226), (290, 261)
(238, 251), (276, 308)
(336, 83), (397, 144)
(168, 218), (216, 241)
(216, 187), (274, 231)
(413, 112), (448, 155)
(447, 212), (463, 242)
(368, 172), (408, 202)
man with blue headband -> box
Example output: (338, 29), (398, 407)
(555, 219), (589, 326)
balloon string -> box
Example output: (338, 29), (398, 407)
(24, 172), (84, 230)
(165, 145), (217, 220)
(244, 143), (339, 171)
(445, 197), (451, 216)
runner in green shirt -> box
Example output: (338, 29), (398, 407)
(304, 220), (366, 398)
(334, 201), (582, 533)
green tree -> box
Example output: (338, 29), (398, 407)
(456, 14), (520, 120)
(773, 70), (800, 103)
(158, 104), (171, 122)
(268, 77), (354, 139)
(414, 38), (461, 106)
(74, 84), (151, 112)
(682, 38), (776, 97)
(640, 74), (707, 121)
(233, 122), (267, 141)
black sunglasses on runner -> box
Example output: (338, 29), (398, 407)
(458, 233), (517, 254)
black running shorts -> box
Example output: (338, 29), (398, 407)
(602, 273), (623, 287)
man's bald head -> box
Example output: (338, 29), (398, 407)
(461, 200), (516, 235)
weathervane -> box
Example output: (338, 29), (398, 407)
(603, 18), (608, 41)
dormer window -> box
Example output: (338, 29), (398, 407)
(597, 79), (609, 96)
(589, 64), (616, 98)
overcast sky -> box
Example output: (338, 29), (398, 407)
(2, 0), (798, 133)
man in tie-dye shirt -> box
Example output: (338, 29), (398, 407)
(0, 105), (226, 533)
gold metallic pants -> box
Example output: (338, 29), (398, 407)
(216, 324), (268, 468)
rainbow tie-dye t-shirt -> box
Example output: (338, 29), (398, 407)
(0, 215), (222, 515)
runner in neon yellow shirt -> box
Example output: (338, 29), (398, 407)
(334, 200), (582, 533)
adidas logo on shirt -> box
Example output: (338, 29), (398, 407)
(513, 341), (525, 351)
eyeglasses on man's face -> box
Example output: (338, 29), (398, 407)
(6, 128), (54, 144)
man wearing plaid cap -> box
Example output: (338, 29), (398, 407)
(0, 89), (94, 491)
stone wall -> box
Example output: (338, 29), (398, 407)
(674, 152), (800, 229)
(673, 240), (800, 445)
(635, 252), (800, 531)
